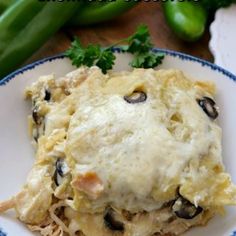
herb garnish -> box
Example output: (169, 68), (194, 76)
(65, 25), (164, 74)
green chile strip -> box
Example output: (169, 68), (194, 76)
(0, 1), (82, 79)
(162, 0), (207, 42)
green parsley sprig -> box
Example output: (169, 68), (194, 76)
(122, 25), (164, 68)
(65, 25), (164, 73)
(65, 40), (115, 74)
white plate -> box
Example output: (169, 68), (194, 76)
(0, 49), (236, 236)
(210, 5), (236, 75)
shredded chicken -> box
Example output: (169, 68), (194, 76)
(72, 172), (104, 200)
(28, 217), (64, 236)
(28, 201), (71, 236)
(0, 198), (15, 213)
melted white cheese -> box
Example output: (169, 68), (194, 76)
(25, 67), (236, 217)
(63, 68), (235, 212)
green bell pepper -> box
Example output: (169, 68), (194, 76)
(163, 0), (207, 42)
(0, 0), (82, 79)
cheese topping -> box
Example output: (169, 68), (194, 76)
(62, 68), (235, 213)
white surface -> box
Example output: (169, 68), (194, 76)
(210, 5), (236, 75)
(0, 53), (236, 236)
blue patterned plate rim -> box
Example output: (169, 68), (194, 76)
(1, 47), (236, 87)
(0, 228), (6, 236)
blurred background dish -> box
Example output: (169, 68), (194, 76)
(210, 5), (236, 75)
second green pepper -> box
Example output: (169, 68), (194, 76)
(68, 0), (138, 26)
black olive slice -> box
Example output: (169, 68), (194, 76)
(56, 159), (66, 177)
(104, 208), (124, 231)
(124, 91), (147, 104)
(54, 159), (69, 186)
(33, 129), (39, 143)
(44, 89), (51, 101)
(197, 97), (218, 119)
(32, 107), (40, 125)
(172, 196), (203, 220)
